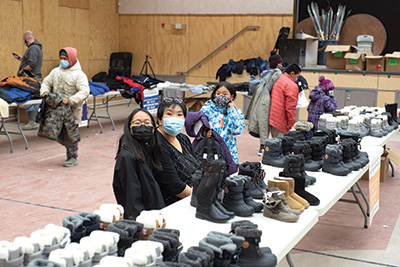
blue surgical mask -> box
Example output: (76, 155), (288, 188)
(163, 117), (184, 136)
(60, 60), (70, 69)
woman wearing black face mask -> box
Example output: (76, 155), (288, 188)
(113, 108), (165, 220)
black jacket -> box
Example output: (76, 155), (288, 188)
(113, 148), (165, 220)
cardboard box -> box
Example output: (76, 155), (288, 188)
(380, 155), (389, 182)
(366, 55), (385, 71)
(344, 52), (366, 71)
(385, 52), (400, 72)
(185, 98), (206, 112)
(295, 32), (318, 67)
(386, 147), (400, 165)
(325, 45), (355, 69)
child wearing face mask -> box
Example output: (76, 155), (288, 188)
(155, 98), (200, 206)
(40, 47), (89, 167)
(113, 108), (165, 220)
(199, 82), (245, 165)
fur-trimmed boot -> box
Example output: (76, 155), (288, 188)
(179, 246), (214, 267)
(207, 231), (245, 266)
(267, 179), (305, 212)
(13, 236), (43, 267)
(261, 138), (285, 167)
(106, 219), (143, 256)
(199, 234), (238, 267)
(64, 242), (93, 267)
(0, 241), (24, 267)
(266, 187), (302, 216)
(195, 159), (231, 223)
(222, 176), (255, 217)
(234, 227), (277, 267)
(149, 228), (182, 262)
(263, 198), (299, 222)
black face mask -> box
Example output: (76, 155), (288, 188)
(131, 125), (154, 143)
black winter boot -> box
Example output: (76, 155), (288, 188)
(196, 159), (231, 223)
(284, 130), (306, 141)
(106, 219), (143, 256)
(261, 138), (285, 167)
(279, 154), (316, 186)
(322, 144), (352, 176)
(235, 227), (278, 267)
(222, 176), (255, 217)
(241, 175), (264, 212)
(190, 169), (202, 207)
(293, 140), (322, 171)
(208, 231), (245, 266)
(278, 135), (295, 155)
(314, 126), (337, 144)
(149, 228), (182, 262)
(385, 103), (400, 124)
(238, 162), (267, 199)
(340, 139), (362, 171)
(199, 235), (238, 267)
(179, 246), (214, 267)
(309, 138), (325, 164)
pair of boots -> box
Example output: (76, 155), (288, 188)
(198, 231), (244, 266)
(13, 237), (43, 267)
(192, 158), (234, 223)
(238, 161), (267, 199)
(385, 103), (400, 125)
(148, 228), (182, 262)
(30, 224), (71, 259)
(62, 212), (100, 242)
(79, 231), (119, 265)
(124, 240), (164, 266)
(230, 220), (277, 267)
(222, 175), (264, 217)
(261, 138), (285, 167)
(268, 177), (309, 213)
(279, 154), (316, 186)
(278, 135), (295, 155)
(63, 242), (95, 267)
(178, 246), (214, 267)
(106, 219), (143, 256)
(322, 144), (352, 176)
(293, 140), (322, 171)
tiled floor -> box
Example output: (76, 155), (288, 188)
(1, 103), (400, 266)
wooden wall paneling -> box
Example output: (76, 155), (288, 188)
(59, 0), (89, 9)
(377, 75), (400, 91)
(301, 71), (320, 88)
(377, 91), (395, 107)
(75, 8), (90, 74)
(234, 15), (283, 61)
(119, 15), (148, 75)
(187, 15), (235, 81)
(23, 0), (59, 76)
(147, 15), (189, 75)
(317, 72), (379, 89)
(0, 0), (22, 78)
(89, 0), (119, 77)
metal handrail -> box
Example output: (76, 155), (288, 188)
(177, 25), (260, 75)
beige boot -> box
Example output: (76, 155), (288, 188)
(274, 177), (310, 209)
(263, 198), (299, 222)
(267, 179), (305, 212)
(267, 187), (301, 216)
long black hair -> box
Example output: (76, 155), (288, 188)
(116, 108), (163, 172)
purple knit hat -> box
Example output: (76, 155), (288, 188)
(319, 75), (335, 92)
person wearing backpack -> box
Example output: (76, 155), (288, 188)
(200, 82), (245, 166)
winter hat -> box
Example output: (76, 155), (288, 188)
(268, 50), (283, 68)
(319, 75), (335, 92)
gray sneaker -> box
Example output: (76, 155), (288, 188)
(63, 158), (79, 167)
(21, 121), (39, 130)
(263, 198), (299, 222)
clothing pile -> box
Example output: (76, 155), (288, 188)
(0, 76), (41, 104)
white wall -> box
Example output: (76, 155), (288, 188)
(118, 0), (294, 15)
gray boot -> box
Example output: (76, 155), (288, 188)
(22, 111), (39, 130)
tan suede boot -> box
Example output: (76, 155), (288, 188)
(274, 177), (310, 209)
(267, 179), (305, 212)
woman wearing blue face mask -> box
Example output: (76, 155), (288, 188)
(113, 108), (165, 220)
(40, 47), (90, 167)
(155, 98), (199, 206)
(200, 82), (245, 166)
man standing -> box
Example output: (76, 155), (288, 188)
(269, 63), (301, 138)
(13, 30), (43, 130)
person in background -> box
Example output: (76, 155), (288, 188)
(268, 50), (283, 70)
(113, 108), (165, 220)
(13, 30), (43, 130)
(155, 98), (200, 206)
(40, 47), (89, 167)
(269, 63), (302, 137)
(307, 75), (337, 130)
(200, 81), (245, 165)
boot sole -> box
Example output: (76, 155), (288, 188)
(263, 213), (298, 222)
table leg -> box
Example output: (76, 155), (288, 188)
(105, 96), (115, 131)
(389, 160), (395, 177)
(1, 117), (13, 153)
(87, 96), (103, 133)
(286, 252), (296, 267)
(17, 106), (28, 150)
(350, 185), (369, 229)
(355, 181), (370, 216)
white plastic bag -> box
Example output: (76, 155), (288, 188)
(297, 90), (309, 108)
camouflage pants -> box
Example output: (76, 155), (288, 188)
(57, 125), (79, 159)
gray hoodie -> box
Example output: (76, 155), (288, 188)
(18, 39), (43, 78)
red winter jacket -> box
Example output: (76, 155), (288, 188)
(269, 72), (299, 133)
